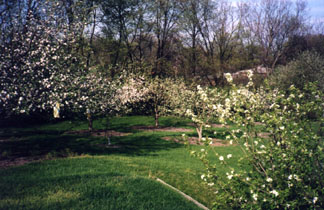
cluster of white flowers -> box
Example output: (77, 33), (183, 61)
(287, 174), (301, 182)
(269, 190), (279, 197)
(226, 170), (235, 180)
(115, 76), (148, 106)
(224, 73), (233, 83)
(252, 193), (258, 201)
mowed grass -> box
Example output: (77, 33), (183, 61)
(0, 116), (243, 209)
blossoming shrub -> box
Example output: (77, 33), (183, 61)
(189, 72), (324, 209)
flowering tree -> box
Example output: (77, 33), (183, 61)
(0, 0), (91, 119)
(116, 74), (189, 127)
(0, 0), (122, 130)
(189, 72), (324, 209)
(175, 85), (225, 141)
(144, 77), (189, 127)
(62, 69), (126, 131)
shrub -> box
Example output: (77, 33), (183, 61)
(268, 51), (324, 92)
(188, 73), (324, 209)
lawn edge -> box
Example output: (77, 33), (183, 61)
(156, 178), (209, 210)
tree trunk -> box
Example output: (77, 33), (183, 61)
(191, 31), (197, 77)
(87, 113), (93, 132)
(155, 108), (159, 127)
(319, 121), (324, 137)
(86, 8), (96, 69)
(196, 125), (203, 141)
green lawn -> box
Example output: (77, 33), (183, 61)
(0, 116), (243, 210)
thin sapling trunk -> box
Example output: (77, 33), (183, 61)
(154, 105), (159, 127)
(86, 109), (93, 132)
(196, 124), (203, 141)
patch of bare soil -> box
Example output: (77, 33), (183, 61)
(0, 156), (44, 169)
(254, 122), (265, 126)
(162, 136), (229, 147)
(0, 138), (10, 143)
(0, 137), (26, 143)
(96, 143), (123, 149)
(65, 130), (131, 137)
(132, 126), (192, 132)
(257, 132), (271, 138)
(187, 123), (230, 129)
(211, 124), (230, 128)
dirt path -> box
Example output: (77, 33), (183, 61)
(0, 156), (44, 169)
(162, 136), (229, 146)
(187, 123), (230, 129)
(65, 130), (131, 137)
(132, 126), (192, 132)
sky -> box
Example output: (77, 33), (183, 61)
(308, 0), (324, 19)
(230, 0), (324, 20)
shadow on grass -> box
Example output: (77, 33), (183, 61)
(158, 117), (192, 128)
(101, 116), (192, 132)
(0, 129), (64, 139)
(0, 116), (194, 165)
(0, 129), (183, 163)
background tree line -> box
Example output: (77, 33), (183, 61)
(1, 0), (323, 85)
(86, 0), (323, 85)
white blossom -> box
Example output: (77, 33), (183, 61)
(252, 193), (258, 201)
(313, 197), (318, 204)
(266, 177), (273, 183)
(270, 190), (279, 197)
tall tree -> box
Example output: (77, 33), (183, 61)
(196, 0), (218, 84)
(179, 0), (201, 77)
(240, 0), (307, 69)
(100, 0), (138, 66)
(212, 0), (239, 74)
(150, 0), (181, 77)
